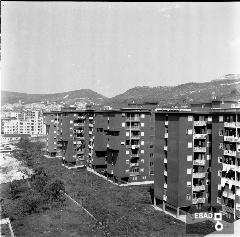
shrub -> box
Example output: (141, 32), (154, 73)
(44, 179), (65, 202)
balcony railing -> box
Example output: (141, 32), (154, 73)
(224, 122), (236, 128)
(192, 172), (205, 178)
(193, 159), (206, 166)
(130, 162), (139, 167)
(223, 150), (236, 156)
(131, 144), (140, 149)
(222, 191), (235, 200)
(193, 134), (207, 139)
(130, 135), (140, 140)
(224, 136), (240, 143)
(126, 126), (140, 130)
(192, 185), (205, 192)
(193, 147), (206, 153)
(131, 153), (140, 158)
(194, 121), (207, 126)
(126, 117), (140, 122)
(129, 171), (140, 176)
(222, 205), (235, 214)
(192, 197), (205, 204)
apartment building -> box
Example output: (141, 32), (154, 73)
(92, 107), (155, 183)
(153, 98), (240, 220)
(1, 110), (45, 136)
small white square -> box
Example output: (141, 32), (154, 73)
(122, 122), (125, 127)
(141, 132), (144, 136)
(140, 168), (144, 172)
(141, 150), (144, 154)
(126, 150), (129, 155)
(141, 141), (145, 145)
(188, 142), (192, 148)
(141, 159), (144, 163)
(125, 169), (129, 173)
(126, 132), (129, 136)
(70, 120), (73, 124)
(187, 155), (192, 161)
(219, 116), (223, 122)
(187, 168), (192, 174)
(141, 123), (144, 127)
(141, 114), (145, 118)
(188, 116), (193, 122)
(187, 181), (191, 187)
(126, 160), (129, 164)
(187, 129), (193, 135)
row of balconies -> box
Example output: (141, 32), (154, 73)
(126, 117), (140, 122)
(221, 177), (240, 187)
(222, 191), (235, 200)
(193, 147), (207, 153)
(194, 121), (207, 126)
(193, 134), (207, 139)
(74, 123), (85, 127)
(129, 171), (140, 176)
(126, 126), (140, 130)
(130, 162), (139, 167)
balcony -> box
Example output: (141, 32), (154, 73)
(164, 133), (168, 139)
(89, 116), (93, 120)
(222, 205), (234, 214)
(131, 144), (140, 149)
(223, 150), (236, 156)
(89, 124), (93, 128)
(131, 153), (140, 158)
(192, 197), (205, 204)
(193, 159), (206, 166)
(193, 134), (207, 139)
(193, 147), (206, 153)
(164, 183), (167, 189)
(130, 171), (140, 176)
(194, 121), (207, 126)
(74, 123), (85, 127)
(222, 191), (235, 200)
(224, 136), (240, 143)
(75, 136), (85, 140)
(164, 146), (168, 151)
(165, 121), (168, 126)
(131, 135), (140, 140)
(224, 122), (236, 128)
(192, 185), (205, 192)
(192, 172), (205, 178)
(130, 162), (139, 167)
(126, 117), (140, 122)
(126, 126), (140, 131)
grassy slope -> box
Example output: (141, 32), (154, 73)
(2, 155), (215, 236)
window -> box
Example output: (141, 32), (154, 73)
(141, 114), (145, 118)
(218, 171), (222, 177)
(141, 159), (144, 163)
(141, 150), (144, 154)
(141, 123), (144, 127)
(219, 116), (223, 122)
(188, 116), (193, 122)
(188, 142), (192, 148)
(187, 168), (192, 174)
(208, 116), (212, 122)
(219, 143), (223, 149)
(141, 141), (145, 145)
(121, 141), (125, 145)
(141, 132), (144, 136)
(125, 169), (129, 173)
(187, 155), (192, 161)
(218, 156), (222, 163)
(140, 168), (144, 172)
(219, 130), (224, 136)
(150, 153), (153, 158)
(187, 181), (191, 187)
(187, 129), (193, 135)
(70, 120), (73, 124)
(126, 150), (129, 155)
(186, 194), (191, 200)
(126, 132), (130, 136)
(126, 160), (129, 164)
(122, 122), (125, 127)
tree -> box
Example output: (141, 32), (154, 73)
(44, 179), (65, 202)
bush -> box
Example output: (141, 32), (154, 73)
(44, 179), (65, 202)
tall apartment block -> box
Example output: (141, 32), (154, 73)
(153, 98), (240, 220)
(91, 106), (155, 183)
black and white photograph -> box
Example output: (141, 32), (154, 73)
(1, 2), (240, 236)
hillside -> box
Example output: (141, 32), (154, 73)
(2, 74), (240, 108)
(108, 76), (240, 108)
(1, 89), (108, 106)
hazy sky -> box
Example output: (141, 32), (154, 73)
(2, 2), (240, 97)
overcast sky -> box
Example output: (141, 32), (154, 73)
(2, 2), (240, 97)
